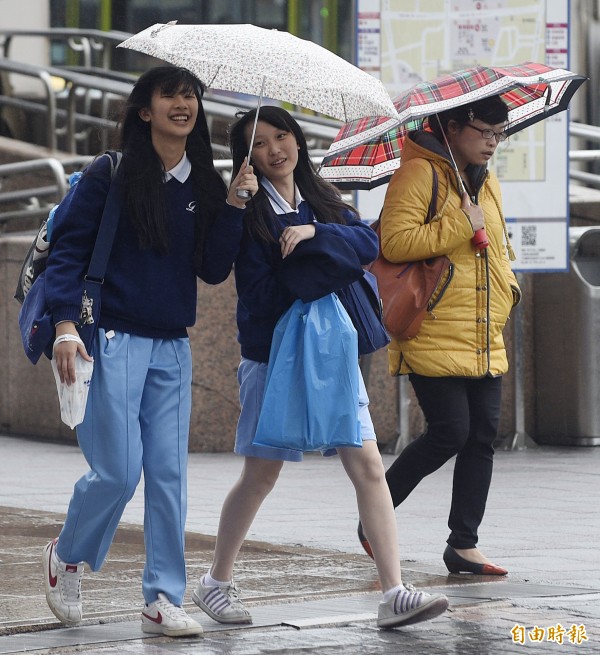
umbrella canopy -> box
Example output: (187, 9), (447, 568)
(117, 22), (398, 123)
(319, 62), (587, 189)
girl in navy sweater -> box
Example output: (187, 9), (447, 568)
(192, 106), (448, 630)
(42, 66), (256, 637)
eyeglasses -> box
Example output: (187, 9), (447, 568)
(465, 124), (508, 143)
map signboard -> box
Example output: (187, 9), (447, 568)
(356, 0), (572, 271)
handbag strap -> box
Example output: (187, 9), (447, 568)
(425, 161), (438, 224)
(85, 151), (123, 284)
(372, 159), (439, 237)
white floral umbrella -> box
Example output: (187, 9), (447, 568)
(117, 22), (398, 123)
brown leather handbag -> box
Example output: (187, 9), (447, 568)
(367, 163), (453, 341)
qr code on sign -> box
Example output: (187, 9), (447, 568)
(522, 225), (537, 246)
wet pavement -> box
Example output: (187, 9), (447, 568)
(0, 434), (599, 653)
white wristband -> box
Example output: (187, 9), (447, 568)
(53, 334), (84, 350)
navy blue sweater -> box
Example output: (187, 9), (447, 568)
(45, 153), (243, 339)
(235, 199), (378, 362)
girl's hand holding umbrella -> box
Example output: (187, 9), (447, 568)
(228, 158), (258, 208)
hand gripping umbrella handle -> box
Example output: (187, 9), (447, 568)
(472, 228), (489, 249)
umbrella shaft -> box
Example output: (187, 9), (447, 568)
(236, 76), (266, 201)
(245, 76), (266, 162)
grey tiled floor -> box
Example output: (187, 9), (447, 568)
(1, 435), (599, 654)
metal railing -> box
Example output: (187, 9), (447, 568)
(0, 53), (340, 229)
(0, 58), (339, 154)
(0, 28), (132, 70)
(0, 59), (134, 152)
(0, 154), (329, 229)
(569, 122), (600, 188)
(0, 156), (90, 224)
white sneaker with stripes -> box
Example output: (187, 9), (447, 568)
(377, 584), (449, 628)
(192, 576), (252, 624)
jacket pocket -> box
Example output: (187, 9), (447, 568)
(428, 263), (454, 311)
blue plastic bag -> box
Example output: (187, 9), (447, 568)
(253, 293), (361, 452)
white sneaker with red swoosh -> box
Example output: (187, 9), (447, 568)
(141, 593), (203, 637)
(42, 538), (84, 625)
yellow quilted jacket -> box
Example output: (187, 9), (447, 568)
(380, 131), (520, 378)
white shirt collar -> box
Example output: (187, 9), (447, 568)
(261, 177), (303, 214)
(165, 153), (191, 182)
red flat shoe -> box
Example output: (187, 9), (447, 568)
(480, 562), (509, 575)
(443, 545), (508, 576)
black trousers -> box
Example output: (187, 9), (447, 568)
(385, 373), (503, 549)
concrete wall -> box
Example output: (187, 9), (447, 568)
(1, 235), (75, 441)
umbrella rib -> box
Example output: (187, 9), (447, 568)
(207, 65), (222, 89)
(150, 21), (177, 38)
(341, 95), (348, 123)
(544, 84), (553, 109)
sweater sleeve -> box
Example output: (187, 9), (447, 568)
(313, 212), (378, 264)
(45, 155), (114, 325)
(235, 231), (294, 320)
(198, 202), (245, 284)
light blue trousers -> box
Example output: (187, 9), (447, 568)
(56, 329), (192, 605)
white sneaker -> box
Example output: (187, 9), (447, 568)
(192, 576), (252, 624)
(141, 593), (203, 637)
(377, 584), (449, 628)
(42, 538), (84, 625)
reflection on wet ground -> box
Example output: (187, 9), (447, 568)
(1, 506), (598, 654)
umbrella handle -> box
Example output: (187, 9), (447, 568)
(235, 76), (266, 200)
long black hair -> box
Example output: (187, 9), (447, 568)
(116, 66), (227, 254)
(429, 94), (509, 142)
(229, 106), (357, 243)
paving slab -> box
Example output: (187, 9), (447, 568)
(1, 435), (599, 654)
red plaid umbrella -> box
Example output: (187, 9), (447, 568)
(319, 62), (586, 189)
